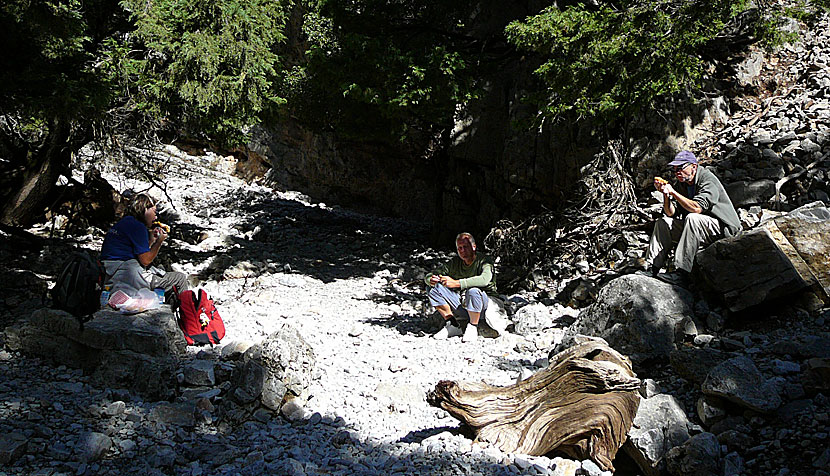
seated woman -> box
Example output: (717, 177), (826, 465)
(100, 192), (189, 301)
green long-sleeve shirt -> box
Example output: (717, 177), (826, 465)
(425, 253), (497, 294)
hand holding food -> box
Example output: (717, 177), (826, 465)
(152, 221), (170, 233)
(654, 176), (672, 194)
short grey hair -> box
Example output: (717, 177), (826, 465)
(455, 232), (475, 247)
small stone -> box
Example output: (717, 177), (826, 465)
(104, 401), (126, 416)
(183, 360), (216, 386)
(0, 432), (28, 465)
(694, 334), (715, 346)
(76, 431), (112, 462)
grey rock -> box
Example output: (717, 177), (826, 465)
(814, 448), (830, 469)
(674, 316), (698, 342)
(5, 307), (185, 400)
(772, 359), (801, 375)
(559, 275), (694, 364)
(665, 432), (720, 476)
(716, 429), (754, 451)
(104, 401), (126, 416)
(183, 360), (216, 386)
(702, 356), (782, 413)
(624, 394), (692, 476)
(581, 458), (602, 476)
(696, 203), (830, 312)
(513, 303), (556, 336)
(0, 432), (28, 465)
(147, 445), (177, 468)
(149, 402), (196, 428)
(233, 323), (316, 414)
(725, 179), (776, 208)
(220, 341), (253, 360)
(639, 379), (662, 399)
(670, 347), (729, 385)
(696, 396), (727, 427)
(76, 431), (111, 462)
(723, 451), (744, 476)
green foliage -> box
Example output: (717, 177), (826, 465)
(753, 13), (800, 48)
(288, 0), (482, 141)
(505, 0), (750, 126)
(0, 0), (121, 127)
(810, 0), (830, 11)
(118, 0), (290, 145)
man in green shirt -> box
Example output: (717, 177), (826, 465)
(645, 150), (742, 286)
(425, 232), (497, 342)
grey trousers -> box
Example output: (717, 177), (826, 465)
(647, 214), (723, 273)
(104, 259), (189, 303)
(428, 284), (488, 323)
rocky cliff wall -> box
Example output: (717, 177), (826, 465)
(249, 12), (829, 244)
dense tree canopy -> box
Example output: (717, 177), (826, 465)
(286, 0), (488, 142)
(0, 0), (290, 225)
(505, 0), (750, 126)
(1, 0), (823, 226)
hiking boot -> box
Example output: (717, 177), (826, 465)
(656, 271), (689, 287)
(634, 269), (656, 278)
(462, 323), (478, 343)
(434, 321), (462, 339)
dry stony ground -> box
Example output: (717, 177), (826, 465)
(0, 149), (565, 476)
(0, 144), (827, 476)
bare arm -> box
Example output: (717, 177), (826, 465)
(657, 180), (702, 215)
(138, 228), (167, 266)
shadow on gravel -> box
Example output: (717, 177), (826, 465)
(0, 353), (525, 476)
(399, 425), (471, 443)
(364, 312), (433, 336)
(193, 188), (433, 284)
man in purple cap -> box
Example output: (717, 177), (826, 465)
(644, 150), (742, 286)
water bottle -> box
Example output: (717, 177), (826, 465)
(100, 286), (111, 308)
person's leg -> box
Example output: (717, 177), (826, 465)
(462, 288), (488, 342)
(463, 288), (488, 326)
(646, 217), (683, 274)
(150, 271), (190, 303)
(428, 284), (463, 338)
(674, 214), (723, 273)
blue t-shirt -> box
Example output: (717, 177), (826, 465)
(100, 216), (150, 261)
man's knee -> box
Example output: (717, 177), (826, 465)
(463, 287), (487, 311)
(168, 271), (190, 291)
(428, 283), (451, 306)
(683, 213), (720, 236)
(656, 216), (673, 231)
(428, 283), (447, 299)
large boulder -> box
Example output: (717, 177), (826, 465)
(557, 275), (694, 364)
(702, 356), (782, 413)
(5, 307), (186, 399)
(725, 179), (775, 208)
(229, 323), (316, 417)
(624, 393), (693, 476)
(696, 202), (830, 312)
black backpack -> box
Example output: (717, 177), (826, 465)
(51, 252), (105, 327)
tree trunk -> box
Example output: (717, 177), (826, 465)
(0, 119), (76, 227)
(426, 339), (640, 472)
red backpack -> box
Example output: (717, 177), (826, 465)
(172, 288), (225, 345)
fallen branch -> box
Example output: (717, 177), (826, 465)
(427, 340), (640, 471)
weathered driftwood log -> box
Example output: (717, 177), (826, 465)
(427, 339), (640, 471)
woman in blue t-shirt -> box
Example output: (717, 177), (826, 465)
(100, 193), (189, 300)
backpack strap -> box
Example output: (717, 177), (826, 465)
(193, 289), (203, 310)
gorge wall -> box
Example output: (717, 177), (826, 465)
(248, 7), (830, 245)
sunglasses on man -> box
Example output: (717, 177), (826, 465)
(671, 163), (694, 173)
